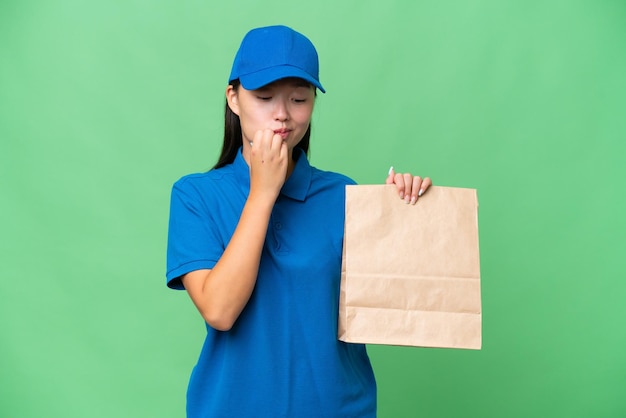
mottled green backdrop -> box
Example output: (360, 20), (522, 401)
(1, 1), (625, 417)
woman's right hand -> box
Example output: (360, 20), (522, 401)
(248, 129), (288, 201)
(183, 129), (287, 332)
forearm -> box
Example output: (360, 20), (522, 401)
(183, 131), (288, 330)
(183, 191), (275, 330)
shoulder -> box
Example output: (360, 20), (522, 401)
(169, 166), (242, 213)
(304, 165), (357, 205)
(171, 165), (235, 194)
(173, 165), (232, 188)
(310, 166), (357, 187)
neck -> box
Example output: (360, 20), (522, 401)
(286, 152), (296, 178)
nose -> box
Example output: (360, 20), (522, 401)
(273, 98), (289, 122)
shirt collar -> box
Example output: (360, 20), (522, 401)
(232, 147), (312, 202)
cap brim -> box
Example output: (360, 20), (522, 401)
(238, 65), (325, 93)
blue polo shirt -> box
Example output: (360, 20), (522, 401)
(166, 148), (376, 417)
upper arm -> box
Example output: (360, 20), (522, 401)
(166, 180), (222, 289)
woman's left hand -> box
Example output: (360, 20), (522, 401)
(386, 166), (432, 205)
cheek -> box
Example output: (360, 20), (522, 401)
(293, 105), (314, 124)
(240, 107), (265, 128)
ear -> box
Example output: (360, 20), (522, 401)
(226, 85), (240, 116)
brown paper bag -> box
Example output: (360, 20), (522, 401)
(338, 185), (481, 349)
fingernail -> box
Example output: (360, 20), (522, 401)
(388, 166), (394, 175)
(418, 189), (424, 197)
(410, 196), (416, 204)
(399, 191), (404, 199)
(405, 194), (410, 204)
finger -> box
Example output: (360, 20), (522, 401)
(251, 130), (264, 149)
(271, 132), (284, 151)
(250, 130), (274, 167)
(403, 173), (412, 203)
(419, 177), (432, 196)
(262, 129), (276, 148)
(252, 130), (272, 153)
(410, 176), (423, 205)
(385, 166), (395, 184)
(279, 139), (288, 161)
(249, 131), (262, 160)
(393, 173), (405, 199)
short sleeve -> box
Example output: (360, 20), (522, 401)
(166, 178), (223, 290)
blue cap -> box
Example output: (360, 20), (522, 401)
(228, 25), (325, 93)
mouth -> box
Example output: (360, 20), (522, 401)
(273, 129), (292, 140)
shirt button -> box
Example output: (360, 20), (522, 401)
(275, 222), (282, 230)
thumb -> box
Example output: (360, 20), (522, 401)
(385, 166), (395, 184)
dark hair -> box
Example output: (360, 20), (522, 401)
(213, 80), (311, 169)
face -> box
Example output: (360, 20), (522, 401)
(226, 78), (316, 152)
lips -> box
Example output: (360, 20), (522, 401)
(273, 129), (292, 140)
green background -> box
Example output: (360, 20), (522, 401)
(1, 0), (625, 417)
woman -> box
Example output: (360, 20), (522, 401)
(166, 25), (431, 417)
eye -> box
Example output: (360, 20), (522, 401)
(292, 98), (308, 103)
(256, 95), (272, 101)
